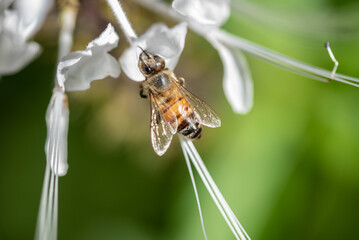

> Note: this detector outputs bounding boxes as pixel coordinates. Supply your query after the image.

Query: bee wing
[150,94,175,156]
[176,81,221,128]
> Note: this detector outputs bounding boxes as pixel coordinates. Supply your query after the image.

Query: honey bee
[138,48,221,156]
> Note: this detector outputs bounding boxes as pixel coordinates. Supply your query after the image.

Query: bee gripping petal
[120,22,188,81]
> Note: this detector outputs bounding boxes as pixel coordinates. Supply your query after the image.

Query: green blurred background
[1,0,359,239]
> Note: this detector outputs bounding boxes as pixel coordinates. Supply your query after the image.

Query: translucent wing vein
[150,94,174,156]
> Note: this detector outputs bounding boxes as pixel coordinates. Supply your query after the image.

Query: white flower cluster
[2,0,359,240]
[1,0,252,179]
[48,23,121,176]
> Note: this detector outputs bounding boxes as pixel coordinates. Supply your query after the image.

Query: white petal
[57,24,121,92]
[208,36,253,114]
[0,11,41,76]
[45,89,69,176]
[172,0,230,26]
[120,22,187,81]
[14,0,54,39]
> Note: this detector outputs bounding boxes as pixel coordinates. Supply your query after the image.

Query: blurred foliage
[1,0,359,239]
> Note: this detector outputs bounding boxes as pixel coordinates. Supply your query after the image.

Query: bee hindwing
[176,81,221,128]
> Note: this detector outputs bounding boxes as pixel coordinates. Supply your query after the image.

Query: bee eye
[154,55,165,69]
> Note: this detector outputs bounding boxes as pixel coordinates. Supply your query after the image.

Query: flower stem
[58,0,79,61]
[105,0,138,44]
[56,0,79,89]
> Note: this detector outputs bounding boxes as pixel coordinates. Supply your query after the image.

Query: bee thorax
[149,72,171,92]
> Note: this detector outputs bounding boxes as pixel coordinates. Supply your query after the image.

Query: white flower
[0,10,41,75]
[57,23,121,91]
[37,26,122,240]
[45,88,69,176]
[172,0,253,114]
[14,0,55,39]
[0,0,54,76]
[45,24,121,176]
[120,22,187,81]
[172,0,230,26]
[0,0,54,75]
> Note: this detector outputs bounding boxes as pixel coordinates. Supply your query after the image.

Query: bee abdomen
[178,120,202,140]
[161,95,188,129]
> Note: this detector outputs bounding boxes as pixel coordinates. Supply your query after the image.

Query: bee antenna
[138,46,150,57]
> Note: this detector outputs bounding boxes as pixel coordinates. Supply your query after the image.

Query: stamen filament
[181,138,208,240]
[180,137,250,240]
[105,0,138,43]
[213,30,359,87]
[325,42,339,79]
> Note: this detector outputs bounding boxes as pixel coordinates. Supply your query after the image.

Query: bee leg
[139,83,149,98]
[177,77,185,86]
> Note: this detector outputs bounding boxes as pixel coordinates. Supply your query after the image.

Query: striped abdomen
[159,89,202,140]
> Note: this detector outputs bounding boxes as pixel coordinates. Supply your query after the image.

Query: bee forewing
[150,95,175,156]
[152,93,178,134]
[177,83,221,128]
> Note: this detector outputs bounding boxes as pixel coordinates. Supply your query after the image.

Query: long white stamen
[325,42,339,79]
[36,96,61,240]
[46,168,56,238]
[35,166,59,240]
[105,0,137,43]
[213,30,358,86]
[134,0,359,87]
[187,140,250,239]
[181,140,239,239]
[181,139,208,240]
[180,138,250,240]
[35,165,50,240]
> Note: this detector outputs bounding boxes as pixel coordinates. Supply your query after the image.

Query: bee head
[138,48,165,76]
